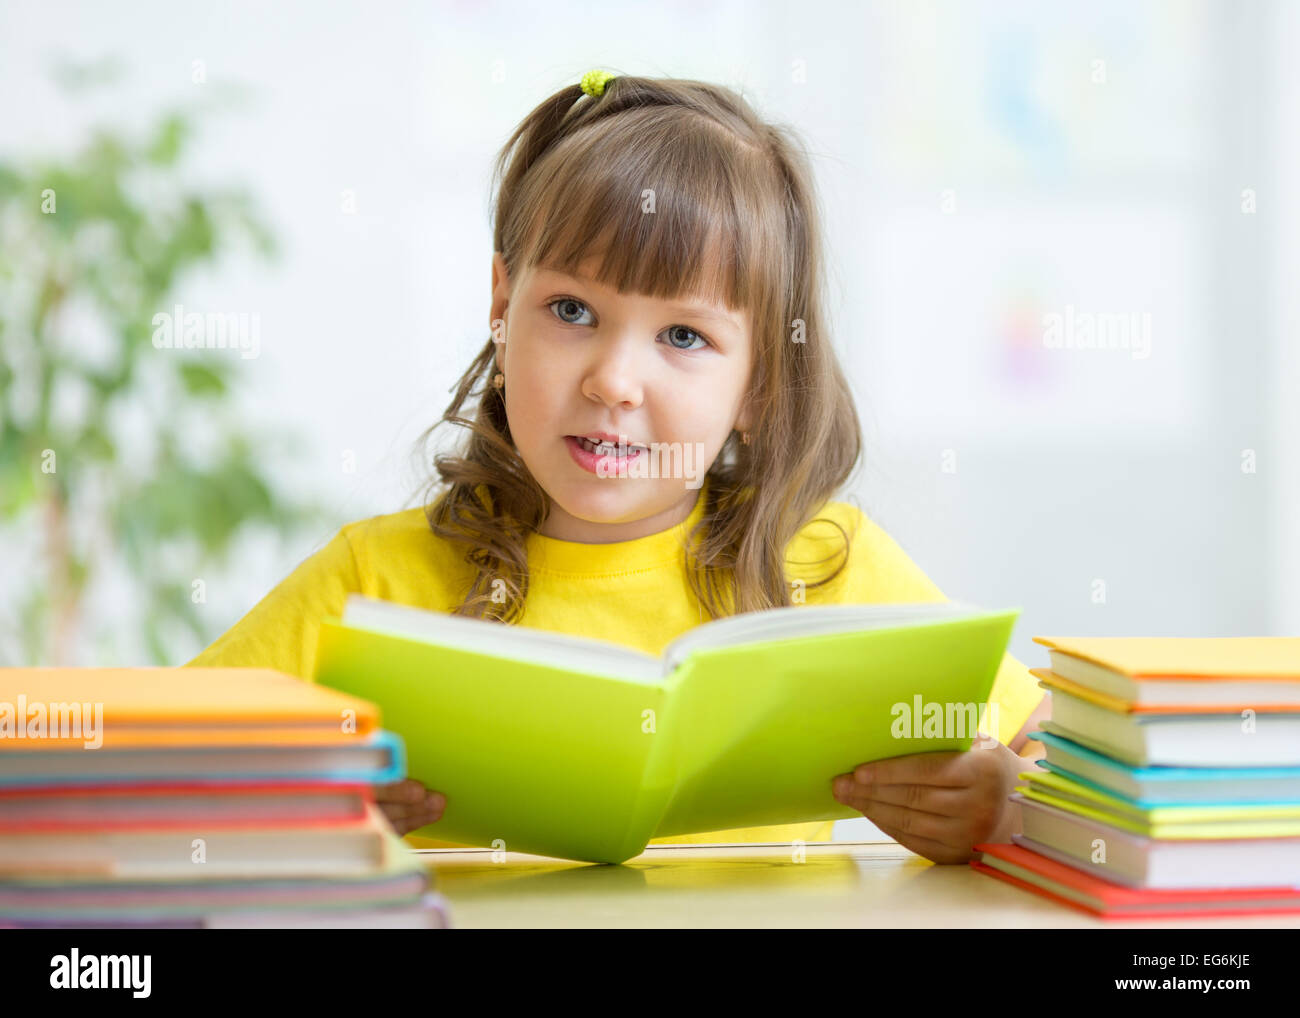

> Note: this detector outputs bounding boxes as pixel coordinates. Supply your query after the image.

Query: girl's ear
[491,252,511,372]
[734,394,754,436]
[491,252,511,325]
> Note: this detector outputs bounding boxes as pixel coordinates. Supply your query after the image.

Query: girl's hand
[830,740,1026,864]
[374,778,447,836]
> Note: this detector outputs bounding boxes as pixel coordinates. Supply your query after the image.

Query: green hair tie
[580,69,616,97]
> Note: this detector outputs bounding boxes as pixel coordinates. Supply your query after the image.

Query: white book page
[341,595,663,683]
[659,601,988,677]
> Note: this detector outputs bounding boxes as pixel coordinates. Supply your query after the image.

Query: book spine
[609,679,679,861]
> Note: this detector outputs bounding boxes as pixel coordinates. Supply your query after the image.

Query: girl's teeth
[578,437,640,456]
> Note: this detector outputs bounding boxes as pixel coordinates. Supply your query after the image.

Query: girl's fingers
[375,782,446,835]
[856,798,962,843]
[381,799,443,821]
[378,794,446,828]
[373,780,410,803]
[837,780,968,817]
[380,809,436,836]
[375,780,445,808]
[375,778,428,804]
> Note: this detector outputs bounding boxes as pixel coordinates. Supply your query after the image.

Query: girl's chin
[549,484,648,516]
[542,484,678,525]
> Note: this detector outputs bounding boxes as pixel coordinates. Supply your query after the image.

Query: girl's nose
[581,341,645,408]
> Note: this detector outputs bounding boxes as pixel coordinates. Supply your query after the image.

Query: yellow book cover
[1032,637,1300,678]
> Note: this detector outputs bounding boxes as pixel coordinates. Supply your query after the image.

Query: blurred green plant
[0,73,323,665]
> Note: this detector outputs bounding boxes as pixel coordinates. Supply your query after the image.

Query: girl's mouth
[564,435,646,474]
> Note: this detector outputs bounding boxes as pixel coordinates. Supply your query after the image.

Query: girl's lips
[564,435,645,475]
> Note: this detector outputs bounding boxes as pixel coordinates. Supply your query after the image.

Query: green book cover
[1016,770,1300,838]
[314,596,1019,863]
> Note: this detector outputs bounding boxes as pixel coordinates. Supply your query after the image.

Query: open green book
[314,595,1019,864]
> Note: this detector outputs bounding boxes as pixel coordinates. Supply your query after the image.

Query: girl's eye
[547,297,594,326]
[660,325,710,352]
[547,297,712,352]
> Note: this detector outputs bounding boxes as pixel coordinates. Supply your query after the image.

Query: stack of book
[972,637,1300,919]
[0,668,450,928]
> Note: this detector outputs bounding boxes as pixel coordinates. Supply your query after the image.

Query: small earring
[740,430,751,446]
[492,372,504,389]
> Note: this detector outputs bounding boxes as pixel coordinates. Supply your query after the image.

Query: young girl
[187,70,1049,865]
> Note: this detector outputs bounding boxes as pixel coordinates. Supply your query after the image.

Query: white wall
[1270,0,1300,633]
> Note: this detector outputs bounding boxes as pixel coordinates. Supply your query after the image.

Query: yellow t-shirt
[185,483,1044,850]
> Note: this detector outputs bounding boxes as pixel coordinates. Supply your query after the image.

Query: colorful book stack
[972,637,1300,919]
[0,668,451,928]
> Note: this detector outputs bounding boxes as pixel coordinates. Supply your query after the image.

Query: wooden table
[414,839,1300,928]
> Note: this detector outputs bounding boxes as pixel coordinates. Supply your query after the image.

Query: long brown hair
[417,73,863,623]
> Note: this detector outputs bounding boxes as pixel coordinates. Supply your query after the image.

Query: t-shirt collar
[527,481,709,576]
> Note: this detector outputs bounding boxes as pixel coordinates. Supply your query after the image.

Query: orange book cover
[0,668,380,750]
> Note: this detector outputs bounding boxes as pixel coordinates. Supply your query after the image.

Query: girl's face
[490,251,754,543]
